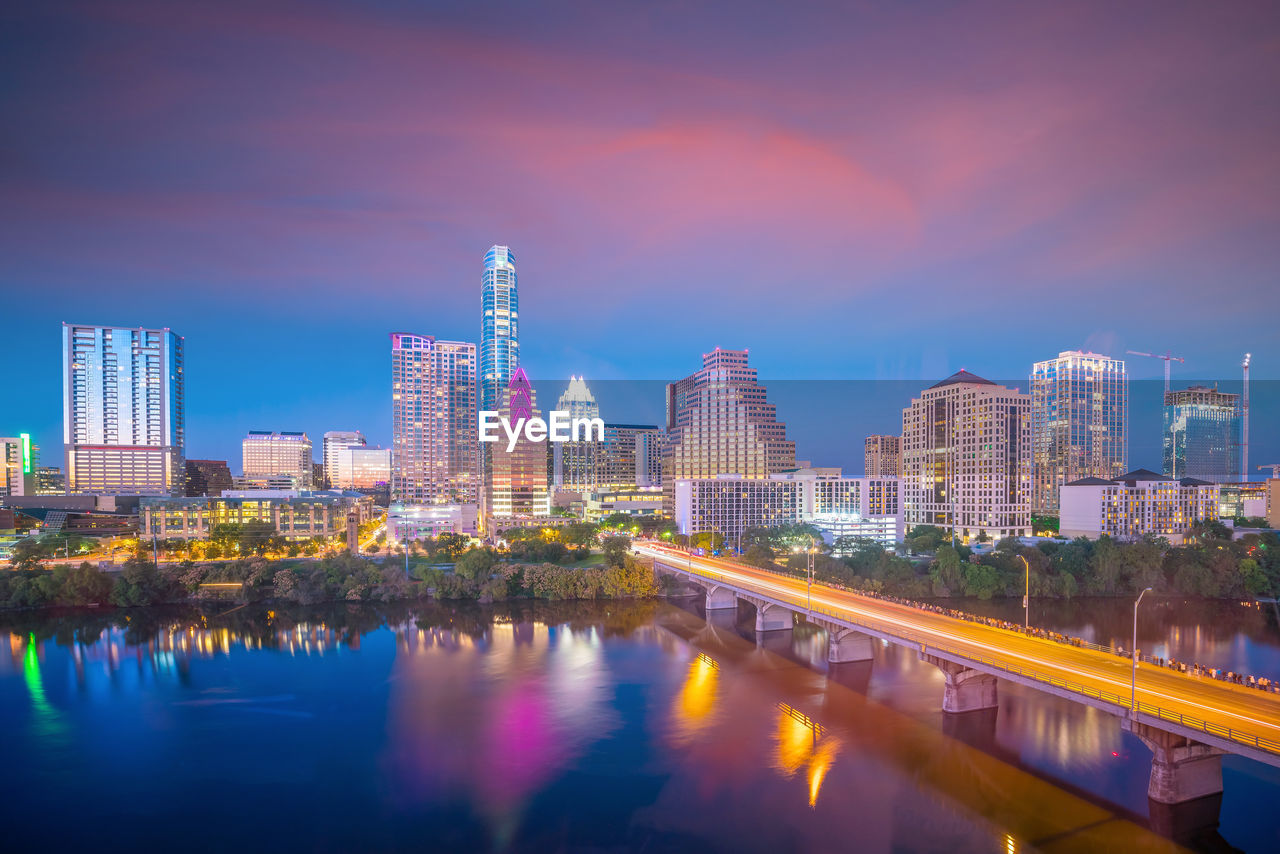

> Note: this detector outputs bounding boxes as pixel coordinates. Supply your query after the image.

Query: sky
[2,0,1278,472]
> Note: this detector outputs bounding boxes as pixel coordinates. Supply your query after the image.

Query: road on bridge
[637,542,1280,759]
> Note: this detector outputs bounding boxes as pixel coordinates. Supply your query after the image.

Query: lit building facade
[242,431,313,489]
[484,368,550,525]
[864,435,901,477]
[1163,386,1241,483]
[662,348,795,515]
[35,466,65,496]
[1217,481,1268,520]
[583,487,664,522]
[390,333,478,505]
[901,370,1032,543]
[1059,468,1219,544]
[62,324,184,495]
[140,491,375,541]
[322,430,366,489]
[480,245,519,414]
[552,376,600,491]
[1030,350,1127,515]
[1,434,34,497]
[333,446,392,490]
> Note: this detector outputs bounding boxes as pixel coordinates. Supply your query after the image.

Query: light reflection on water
[0,600,1276,852]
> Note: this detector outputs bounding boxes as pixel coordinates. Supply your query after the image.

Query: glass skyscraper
[1163,386,1240,482]
[62,323,184,495]
[1030,350,1127,514]
[480,245,519,414]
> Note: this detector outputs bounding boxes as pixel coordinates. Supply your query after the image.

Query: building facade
[864,435,901,477]
[1,434,34,497]
[322,430,366,490]
[62,324,184,495]
[141,491,375,541]
[390,333,479,505]
[242,431,313,489]
[1059,469,1219,544]
[184,459,234,497]
[552,376,600,491]
[1163,386,1241,483]
[35,466,65,496]
[662,348,795,514]
[480,245,519,414]
[901,370,1032,543]
[1030,350,1127,515]
[484,369,550,525]
[333,446,392,491]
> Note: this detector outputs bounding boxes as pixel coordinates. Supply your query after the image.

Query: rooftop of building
[929,369,996,389]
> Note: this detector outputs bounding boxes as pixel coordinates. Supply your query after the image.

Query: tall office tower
[901,370,1032,543]
[242,431,313,488]
[1030,350,1127,515]
[552,376,600,491]
[323,430,366,488]
[635,429,663,487]
[1,434,34,496]
[62,324,184,495]
[480,245,519,414]
[597,424,662,489]
[662,348,796,514]
[864,435,901,477]
[485,368,550,522]
[1163,386,1241,482]
[184,459,234,496]
[390,333,478,504]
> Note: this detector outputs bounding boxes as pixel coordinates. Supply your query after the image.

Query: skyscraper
[901,370,1032,543]
[1163,386,1241,482]
[1030,350,1127,514]
[323,430,366,488]
[62,323,184,495]
[242,431,313,488]
[484,367,550,524]
[553,376,600,491]
[662,348,795,514]
[864,435,901,477]
[391,333,478,504]
[480,245,519,414]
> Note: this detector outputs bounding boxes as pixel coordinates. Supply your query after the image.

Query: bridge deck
[640,543,1280,766]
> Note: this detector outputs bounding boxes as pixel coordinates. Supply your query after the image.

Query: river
[2,597,1279,852]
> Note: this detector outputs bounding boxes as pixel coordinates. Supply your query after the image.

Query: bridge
[638,541,1280,808]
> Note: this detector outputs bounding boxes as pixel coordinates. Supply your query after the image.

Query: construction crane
[1126,349,1186,396]
[1258,464,1280,479]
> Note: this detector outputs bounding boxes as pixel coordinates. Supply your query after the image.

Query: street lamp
[1131,586,1154,714]
[1017,554,1030,630]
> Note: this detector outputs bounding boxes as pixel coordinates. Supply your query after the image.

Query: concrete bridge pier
[827,628,874,664]
[922,653,998,714]
[1124,719,1226,805]
[753,602,794,633]
[704,585,738,611]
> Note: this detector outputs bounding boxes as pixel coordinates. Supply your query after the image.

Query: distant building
[232,475,307,491]
[480,245,520,414]
[1,434,35,496]
[242,431,313,489]
[333,446,392,490]
[184,459,233,496]
[322,430,366,489]
[388,503,479,540]
[1218,481,1268,520]
[864,435,900,478]
[584,487,664,522]
[391,333,478,505]
[35,466,65,496]
[552,376,600,491]
[662,348,795,515]
[1268,480,1280,529]
[484,368,550,526]
[63,324,184,495]
[598,424,662,490]
[1030,350,1127,514]
[1163,386,1241,483]
[902,370,1032,543]
[140,491,375,541]
[1060,468,1218,544]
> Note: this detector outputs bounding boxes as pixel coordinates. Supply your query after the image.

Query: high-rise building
[662,348,795,514]
[333,446,392,491]
[597,424,662,489]
[901,370,1032,543]
[552,376,600,491]
[184,459,234,496]
[864,435,901,477]
[63,323,184,495]
[1163,386,1241,483]
[323,431,366,489]
[484,367,550,524]
[480,245,519,414]
[1030,350,1127,514]
[1,434,35,496]
[242,431,313,489]
[390,333,478,504]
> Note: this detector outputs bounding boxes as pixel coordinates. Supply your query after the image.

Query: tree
[929,545,964,596]
[601,535,632,568]
[8,537,49,570]
[454,548,496,581]
[58,562,113,606]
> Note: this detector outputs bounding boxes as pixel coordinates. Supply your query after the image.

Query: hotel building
[1163,386,1241,483]
[901,370,1032,543]
[864,435,901,477]
[62,324,184,495]
[1059,468,1219,544]
[242,431,313,489]
[662,348,795,515]
[1030,350,1127,514]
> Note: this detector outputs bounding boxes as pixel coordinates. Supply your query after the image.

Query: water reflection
[672,653,719,743]
[772,704,842,808]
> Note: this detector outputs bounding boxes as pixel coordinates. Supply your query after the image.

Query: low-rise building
[1059,468,1218,544]
[140,490,374,541]
[1217,481,1269,520]
[387,503,479,540]
[583,487,664,522]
